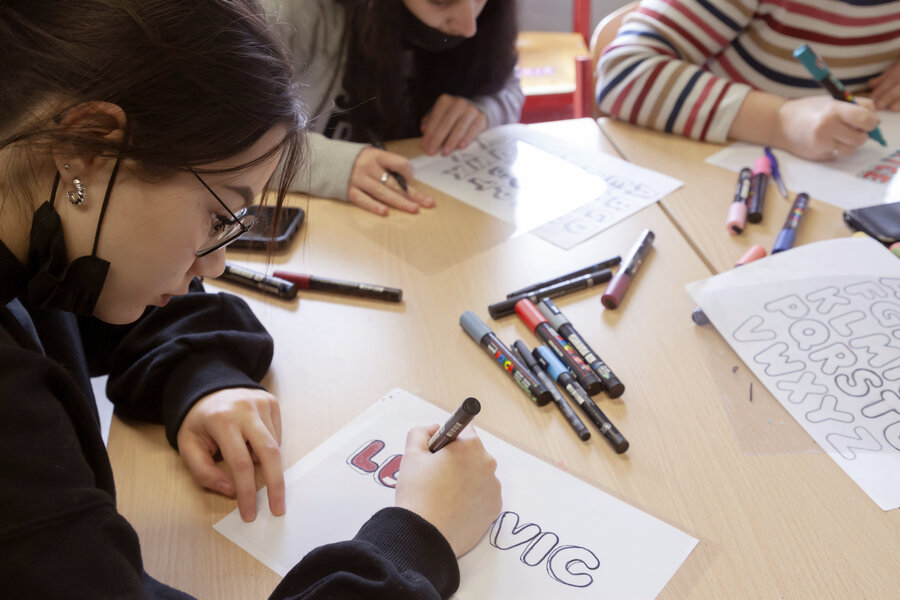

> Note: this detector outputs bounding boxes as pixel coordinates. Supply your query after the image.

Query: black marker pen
[747,156,770,224]
[489,268,612,319]
[218,264,298,300]
[536,298,625,398]
[506,256,621,298]
[513,340,590,441]
[428,397,481,452]
[534,346,629,454]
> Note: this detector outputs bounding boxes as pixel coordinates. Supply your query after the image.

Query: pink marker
[727,168,752,235]
[747,156,770,224]
[735,244,767,266]
[601,229,654,310]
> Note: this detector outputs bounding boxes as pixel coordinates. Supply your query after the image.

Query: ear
[51,101,127,185]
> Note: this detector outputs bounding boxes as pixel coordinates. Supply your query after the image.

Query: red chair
[516,0,593,123]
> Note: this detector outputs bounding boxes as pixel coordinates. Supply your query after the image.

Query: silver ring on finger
[380,171,391,184]
[832,143,840,158]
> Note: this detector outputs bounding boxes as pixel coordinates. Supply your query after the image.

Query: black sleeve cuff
[354,507,460,598]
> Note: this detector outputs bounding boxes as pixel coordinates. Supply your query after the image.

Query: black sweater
[0,238,458,599]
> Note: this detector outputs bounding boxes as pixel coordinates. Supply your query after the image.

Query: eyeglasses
[191,169,259,257]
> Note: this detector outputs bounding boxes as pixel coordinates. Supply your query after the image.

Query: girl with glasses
[0,1,500,597]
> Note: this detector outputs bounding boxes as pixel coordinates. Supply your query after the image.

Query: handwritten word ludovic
[346,439,601,588]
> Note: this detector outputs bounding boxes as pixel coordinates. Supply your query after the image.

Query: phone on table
[229,205,304,251]
[843,201,900,245]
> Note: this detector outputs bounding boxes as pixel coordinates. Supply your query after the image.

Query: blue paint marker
[772,193,810,254]
[533,345,629,453]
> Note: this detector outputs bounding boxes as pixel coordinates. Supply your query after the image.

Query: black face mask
[401,4,469,52]
[26,159,120,316]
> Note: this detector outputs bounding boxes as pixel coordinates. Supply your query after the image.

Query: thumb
[405,424,440,452]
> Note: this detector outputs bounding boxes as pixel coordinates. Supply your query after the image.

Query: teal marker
[793,44,887,147]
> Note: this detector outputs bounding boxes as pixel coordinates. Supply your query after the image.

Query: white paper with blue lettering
[688,237,900,510]
[214,388,697,599]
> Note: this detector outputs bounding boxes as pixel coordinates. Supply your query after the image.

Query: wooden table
[598,118,852,274]
[108,120,900,599]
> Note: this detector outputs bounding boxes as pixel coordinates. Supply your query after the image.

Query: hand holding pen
[348,146,434,216]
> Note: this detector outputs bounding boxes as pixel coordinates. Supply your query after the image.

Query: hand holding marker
[428,397,481,452]
[793,44,887,147]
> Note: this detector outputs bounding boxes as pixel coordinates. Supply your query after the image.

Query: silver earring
[63,163,70,170]
[66,178,87,206]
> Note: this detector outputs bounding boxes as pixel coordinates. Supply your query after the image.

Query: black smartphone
[230,205,304,251]
[843,201,900,245]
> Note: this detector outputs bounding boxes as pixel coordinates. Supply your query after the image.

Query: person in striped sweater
[596,0,900,160]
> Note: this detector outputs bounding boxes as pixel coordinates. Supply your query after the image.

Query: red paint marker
[601,229,654,310]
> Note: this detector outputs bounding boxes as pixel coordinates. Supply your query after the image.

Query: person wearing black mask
[0,0,501,597]
[268,0,522,216]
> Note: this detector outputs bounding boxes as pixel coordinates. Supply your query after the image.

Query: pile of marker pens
[725,146,812,255]
[458,230,661,453]
[460,301,628,453]
[697,149,812,326]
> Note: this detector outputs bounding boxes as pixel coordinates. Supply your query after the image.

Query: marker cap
[535,345,567,381]
[726,201,747,235]
[461,396,482,416]
[460,310,491,342]
[752,155,771,175]
[515,298,547,332]
[736,244,767,266]
[536,298,567,330]
[691,307,710,326]
[600,273,631,309]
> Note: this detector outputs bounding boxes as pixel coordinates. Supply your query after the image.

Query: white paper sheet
[215,388,698,599]
[90,375,114,446]
[706,112,900,210]
[411,125,682,249]
[687,237,900,510]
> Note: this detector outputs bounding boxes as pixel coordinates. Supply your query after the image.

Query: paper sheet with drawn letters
[706,112,900,210]
[688,237,900,510]
[215,388,698,599]
[411,125,682,249]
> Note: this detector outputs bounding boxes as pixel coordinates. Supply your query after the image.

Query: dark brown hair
[0,0,306,223]
[337,0,518,142]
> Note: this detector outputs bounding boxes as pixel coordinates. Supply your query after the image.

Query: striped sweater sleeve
[597,0,900,144]
[596,0,758,143]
